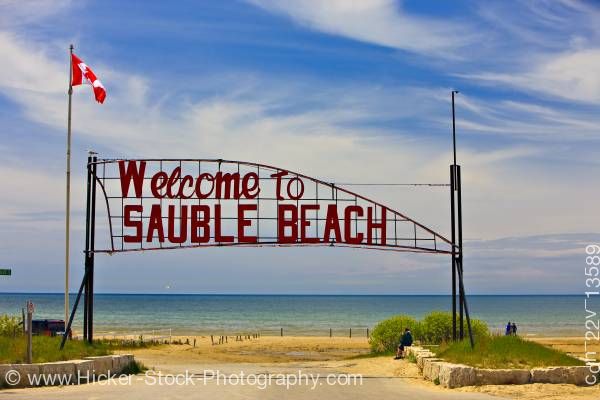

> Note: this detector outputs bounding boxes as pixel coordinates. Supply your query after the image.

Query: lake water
[0,293,585,337]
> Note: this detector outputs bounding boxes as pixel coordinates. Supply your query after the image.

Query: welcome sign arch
[61,155,473,348]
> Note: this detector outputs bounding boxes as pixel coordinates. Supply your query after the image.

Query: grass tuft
[434,335,584,369]
[0,336,110,363]
[119,360,147,375]
[0,336,160,364]
[349,350,394,359]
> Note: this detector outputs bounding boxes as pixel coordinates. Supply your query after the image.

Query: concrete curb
[0,354,135,389]
[405,346,598,388]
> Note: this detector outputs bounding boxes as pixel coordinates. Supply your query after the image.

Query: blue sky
[0,0,599,294]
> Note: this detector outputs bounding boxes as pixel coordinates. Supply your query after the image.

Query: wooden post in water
[329,328,332,338]
[280,328,283,337]
[366,328,369,338]
[349,328,352,338]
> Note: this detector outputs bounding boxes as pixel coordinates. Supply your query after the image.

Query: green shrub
[417,311,453,344]
[0,314,22,337]
[369,315,417,353]
[370,311,491,352]
[415,311,490,345]
[470,317,490,341]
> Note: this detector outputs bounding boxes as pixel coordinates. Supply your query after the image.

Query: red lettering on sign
[214,204,234,243]
[237,204,257,243]
[118,160,146,198]
[196,173,214,199]
[150,171,168,198]
[241,172,260,199]
[278,204,297,243]
[344,205,364,244]
[166,167,182,198]
[287,177,304,200]
[271,171,287,200]
[167,205,187,244]
[123,204,143,242]
[147,204,165,242]
[191,205,210,243]
[367,207,386,245]
[115,162,399,250]
[300,204,320,243]
[178,175,195,199]
[323,205,342,243]
[214,172,240,199]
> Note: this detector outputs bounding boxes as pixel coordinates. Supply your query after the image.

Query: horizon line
[0,292,582,296]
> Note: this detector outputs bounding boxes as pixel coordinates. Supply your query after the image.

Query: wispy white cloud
[449,94,600,141]
[461,48,600,104]
[0,0,74,28]
[458,1,600,104]
[246,0,475,57]
[1,28,584,242]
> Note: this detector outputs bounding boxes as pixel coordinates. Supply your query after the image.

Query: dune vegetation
[369,312,583,369]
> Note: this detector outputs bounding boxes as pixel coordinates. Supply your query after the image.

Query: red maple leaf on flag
[71,53,106,104]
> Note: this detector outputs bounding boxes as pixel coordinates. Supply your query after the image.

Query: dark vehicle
[31,319,71,337]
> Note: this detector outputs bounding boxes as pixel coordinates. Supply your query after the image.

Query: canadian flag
[71,53,106,104]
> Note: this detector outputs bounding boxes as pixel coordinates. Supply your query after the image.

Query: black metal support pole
[457,165,464,340]
[83,156,92,342]
[87,157,97,343]
[451,90,460,342]
[62,155,93,350]
[450,165,457,341]
[457,166,474,348]
[60,268,88,349]
[456,258,474,348]
[83,257,89,341]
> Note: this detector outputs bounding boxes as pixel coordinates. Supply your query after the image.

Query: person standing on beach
[505,321,512,335]
[511,322,517,336]
[395,328,413,359]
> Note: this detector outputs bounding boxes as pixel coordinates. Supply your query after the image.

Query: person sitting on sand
[511,322,517,336]
[505,321,512,335]
[395,328,413,359]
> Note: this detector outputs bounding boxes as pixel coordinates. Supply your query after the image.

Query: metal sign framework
[96,158,454,254]
[61,155,473,348]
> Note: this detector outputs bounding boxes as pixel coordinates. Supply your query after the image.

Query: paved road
[3,363,505,400]
[3,376,504,400]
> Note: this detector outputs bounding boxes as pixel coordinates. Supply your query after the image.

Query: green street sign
[0,269,11,276]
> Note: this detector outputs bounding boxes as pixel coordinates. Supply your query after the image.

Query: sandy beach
[527,337,596,361]
[107,335,600,399]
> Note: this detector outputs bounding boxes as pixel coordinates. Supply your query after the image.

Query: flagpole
[65,44,74,326]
